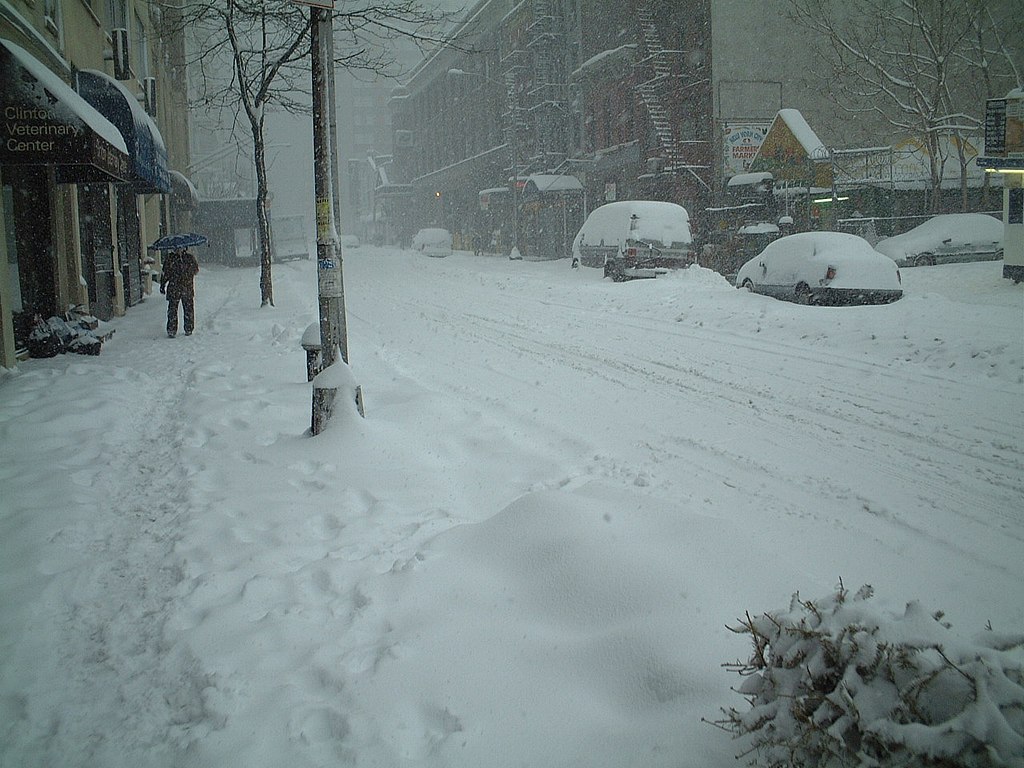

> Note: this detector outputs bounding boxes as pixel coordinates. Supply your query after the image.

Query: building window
[107,0,126,28]
[43,0,62,38]
[134,11,147,78]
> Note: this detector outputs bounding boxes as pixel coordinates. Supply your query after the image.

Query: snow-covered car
[412,228,453,257]
[735,231,903,306]
[874,213,1003,267]
[340,234,361,249]
[571,201,693,281]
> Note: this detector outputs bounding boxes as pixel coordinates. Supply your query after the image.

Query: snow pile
[336,487,734,765]
[716,584,1024,767]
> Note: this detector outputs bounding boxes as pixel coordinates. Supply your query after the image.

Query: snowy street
[1,250,1022,767]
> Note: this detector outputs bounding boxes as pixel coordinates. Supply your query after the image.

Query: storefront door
[78,184,115,320]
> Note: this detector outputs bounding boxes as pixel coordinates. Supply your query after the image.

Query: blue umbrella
[148,232,209,251]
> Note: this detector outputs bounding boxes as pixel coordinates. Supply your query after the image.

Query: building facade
[1,0,193,367]
[390,0,1021,261]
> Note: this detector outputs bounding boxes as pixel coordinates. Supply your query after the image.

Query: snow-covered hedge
[713,583,1024,767]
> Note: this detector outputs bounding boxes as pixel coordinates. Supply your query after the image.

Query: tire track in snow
[347,263,1022,570]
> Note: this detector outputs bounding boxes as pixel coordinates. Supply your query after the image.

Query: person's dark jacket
[160,250,200,297]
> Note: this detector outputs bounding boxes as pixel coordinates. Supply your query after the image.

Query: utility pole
[506,70,521,258]
[309,2,359,432]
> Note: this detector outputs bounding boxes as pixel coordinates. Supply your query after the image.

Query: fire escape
[524,0,569,173]
[499,13,528,183]
[634,2,712,198]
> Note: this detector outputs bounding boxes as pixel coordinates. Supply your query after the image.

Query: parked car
[340,234,361,249]
[735,231,903,306]
[874,213,1003,267]
[571,201,693,281]
[700,222,782,279]
[412,228,453,257]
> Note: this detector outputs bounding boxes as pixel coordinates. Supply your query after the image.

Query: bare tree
[154,0,460,307]
[788,0,1021,212]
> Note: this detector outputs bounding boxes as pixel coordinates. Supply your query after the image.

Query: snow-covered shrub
[713,583,1024,767]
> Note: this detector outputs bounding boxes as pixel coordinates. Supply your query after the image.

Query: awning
[76,69,171,194]
[727,171,774,188]
[0,38,130,183]
[169,169,199,209]
[521,174,584,198]
[478,186,510,210]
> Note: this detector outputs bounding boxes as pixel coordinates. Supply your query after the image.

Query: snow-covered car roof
[413,228,452,244]
[573,201,692,258]
[737,222,780,235]
[875,214,1003,262]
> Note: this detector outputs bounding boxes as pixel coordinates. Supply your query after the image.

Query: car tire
[914,253,936,267]
[605,262,625,281]
[794,283,812,305]
[741,279,754,292]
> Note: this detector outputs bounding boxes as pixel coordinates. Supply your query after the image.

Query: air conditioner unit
[143,77,157,117]
[109,28,130,80]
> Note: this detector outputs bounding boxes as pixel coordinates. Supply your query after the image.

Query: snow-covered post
[301,322,321,381]
[311,359,362,434]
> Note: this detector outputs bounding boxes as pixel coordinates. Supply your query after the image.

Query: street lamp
[447,68,521,257]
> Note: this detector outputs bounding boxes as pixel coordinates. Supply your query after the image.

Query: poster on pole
[318,256,343,298]
[315,197,343,298]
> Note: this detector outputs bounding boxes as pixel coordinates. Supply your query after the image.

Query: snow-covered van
[571,201,694,280]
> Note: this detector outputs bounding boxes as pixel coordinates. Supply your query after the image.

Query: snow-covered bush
[713,583,1024,767]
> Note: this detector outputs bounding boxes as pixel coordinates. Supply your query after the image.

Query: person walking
[159,248,200,337]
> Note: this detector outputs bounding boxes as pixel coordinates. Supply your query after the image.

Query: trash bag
[44,316,76,346]
[68,334,102,356]
[27,325,65,358]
